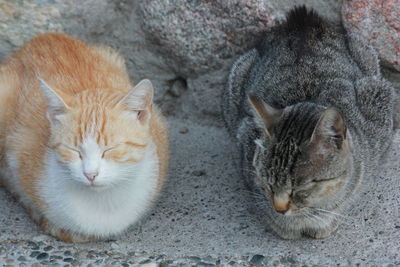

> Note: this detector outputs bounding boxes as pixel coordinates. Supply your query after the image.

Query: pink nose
[84,172,98,182]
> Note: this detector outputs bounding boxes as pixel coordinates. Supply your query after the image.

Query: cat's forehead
[81,136,101,152]
[273,103,322,142]
[72,90,124,107]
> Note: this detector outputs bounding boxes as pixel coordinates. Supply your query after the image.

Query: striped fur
[0,33,168,242]
[222,6,396,239]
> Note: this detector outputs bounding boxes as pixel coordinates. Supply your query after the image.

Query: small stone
[44,246,54,251]
[63,258,74,263]
[94,259,103,264]
[195,262,214,267]
[189,256,201,263]
[139,259,151,264]
[27,241,39,249]
[111,242,120,250]
[250,254,265,265]
[192,170,206,176]
[30,251,41,258]
[168,78,187,97]
[18,256,27,261]
[179,127,189,134]
[36,252,49,260]
[64,251,72,256]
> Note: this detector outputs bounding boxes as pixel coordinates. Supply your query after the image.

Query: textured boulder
[342,0,400,71]
[138,0,342,118]
[0,0,342,121]
[139,0,342,78]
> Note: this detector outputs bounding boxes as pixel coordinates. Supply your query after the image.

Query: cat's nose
[274,202,290,214]
[273,194,290,214]
[84,171,98,182]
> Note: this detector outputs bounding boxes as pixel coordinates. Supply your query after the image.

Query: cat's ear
[310,107,347,149]
[247,94,282,137]
[121,79,153,123]
[39,78,69,124]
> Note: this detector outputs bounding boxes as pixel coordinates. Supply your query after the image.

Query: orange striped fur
[0,33,169,242]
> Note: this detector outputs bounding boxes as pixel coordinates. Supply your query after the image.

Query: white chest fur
[38,142,159,237]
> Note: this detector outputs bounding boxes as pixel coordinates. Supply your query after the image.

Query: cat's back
[9,33,131,96]
[247,6,360,107]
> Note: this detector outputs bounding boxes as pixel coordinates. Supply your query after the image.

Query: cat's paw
[38,216,97,243]
[269,224,303,240]
[305,225,338,239]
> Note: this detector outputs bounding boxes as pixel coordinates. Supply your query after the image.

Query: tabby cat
[222,6,397,239]
[0,33,168,242]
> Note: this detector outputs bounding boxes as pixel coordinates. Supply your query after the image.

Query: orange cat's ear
[39,78,70,124]
[247,94,282,138]
[121,79,154,123]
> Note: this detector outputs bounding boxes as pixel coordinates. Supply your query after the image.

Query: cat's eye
[62,144,82,159]
[101,145,120,158]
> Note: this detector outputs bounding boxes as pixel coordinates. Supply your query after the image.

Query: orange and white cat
[0,33,168,242]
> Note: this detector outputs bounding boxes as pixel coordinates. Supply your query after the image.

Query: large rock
[0,0,344,121]
[342,0,400,71]
[139,0,342,78]
[138,0,342,119]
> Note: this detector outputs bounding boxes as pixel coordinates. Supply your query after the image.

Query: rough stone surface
[0,0,399,265]
[342,0,400,71]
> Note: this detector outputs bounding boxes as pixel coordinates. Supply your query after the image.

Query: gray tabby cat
[222,6,398,239]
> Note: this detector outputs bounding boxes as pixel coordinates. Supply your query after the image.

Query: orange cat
[0,33,168,242]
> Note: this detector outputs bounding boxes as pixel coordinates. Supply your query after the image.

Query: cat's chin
[267,209,340,239]
[87,184,108,192]
[73,181,109,192]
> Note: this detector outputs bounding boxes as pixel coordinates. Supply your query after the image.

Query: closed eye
[313,170,347,183]
[101,144,121,158]
[62,144,82,159]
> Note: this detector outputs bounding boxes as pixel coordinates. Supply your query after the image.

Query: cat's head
[248,95,354,219]
[40,78,154,190]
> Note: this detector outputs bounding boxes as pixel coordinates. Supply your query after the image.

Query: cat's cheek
[314,181,344,199]
[66,160,86,182]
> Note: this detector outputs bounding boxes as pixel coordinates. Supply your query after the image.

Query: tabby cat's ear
[310,107,347,149]
[122,79,153,123]
[247,94,282,138]
[39,78,69,124]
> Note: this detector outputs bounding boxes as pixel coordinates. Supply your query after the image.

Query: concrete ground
[0,114,399,265]
[0,0,399,265]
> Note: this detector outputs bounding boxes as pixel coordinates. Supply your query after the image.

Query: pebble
[192,170,206,176]
[63,257,74,263]
[44,245,54,251]
[111,242,120,250]
[64,251,72,257]
[179,127,189,134]
[195,262,214,267]
[30,251,40,258]
[139,259,151,264]
[250,254,265,265]
[189,256,201,263]
[36,252,49,260]
[17,256,27,261]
